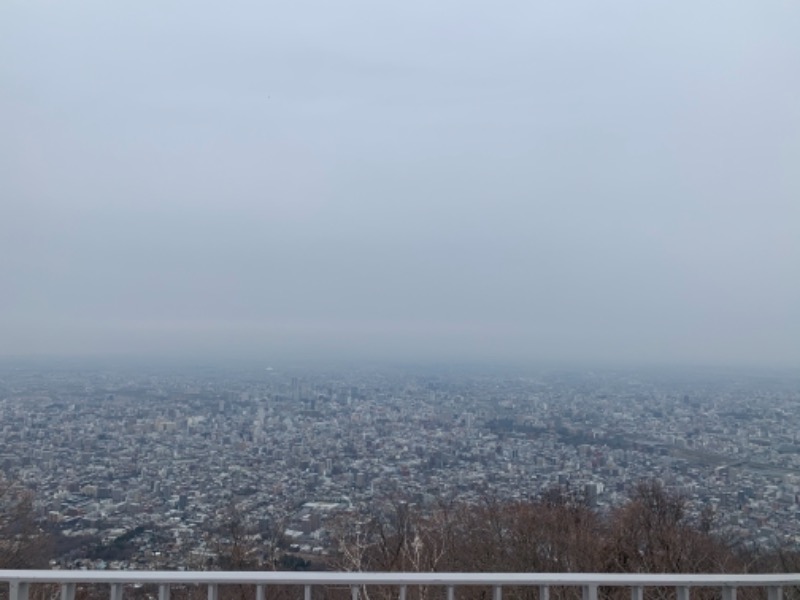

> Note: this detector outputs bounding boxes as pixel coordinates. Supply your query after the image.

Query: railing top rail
[1,572,799,587]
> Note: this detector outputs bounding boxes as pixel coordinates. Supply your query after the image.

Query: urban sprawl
[1,363,799,569]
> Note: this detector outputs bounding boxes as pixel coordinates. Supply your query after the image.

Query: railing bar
[2,576,800,586]
[1,576,800,595]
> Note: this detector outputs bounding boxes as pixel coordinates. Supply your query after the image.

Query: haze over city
[2,1,799,367]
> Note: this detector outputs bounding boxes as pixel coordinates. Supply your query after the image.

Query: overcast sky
[1,1,799,367]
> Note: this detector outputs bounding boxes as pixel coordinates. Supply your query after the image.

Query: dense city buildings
[1,361,799,569]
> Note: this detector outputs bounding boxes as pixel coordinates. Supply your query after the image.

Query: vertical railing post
[351,585,359,600]
[676,587,689,600]
[159,585,170,600]
[447,586,455,600]
[539,586,550,600]
[400,586,407,600]
[257,585,266,600]
[631,587,643,600]
[582,586,598,600]
[722,588,736,600]
[768,588,783,600]
[305,585,312,600]
[10,582,29,600]
[493,586,502,600]
[110,584,123,600]
[208,584,219,600]
[62,584,76,600]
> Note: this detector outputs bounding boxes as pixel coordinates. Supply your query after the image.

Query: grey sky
[2,1,799,366]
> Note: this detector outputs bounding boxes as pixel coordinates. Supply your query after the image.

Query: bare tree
[0,476,51,568]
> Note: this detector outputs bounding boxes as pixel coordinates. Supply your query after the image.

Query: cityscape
[3,0,799,591]
[2,361,799,570]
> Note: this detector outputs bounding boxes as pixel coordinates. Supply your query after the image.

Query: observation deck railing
[2,572,798,600]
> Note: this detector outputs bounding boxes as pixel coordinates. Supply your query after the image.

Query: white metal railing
[2,572,799,600]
